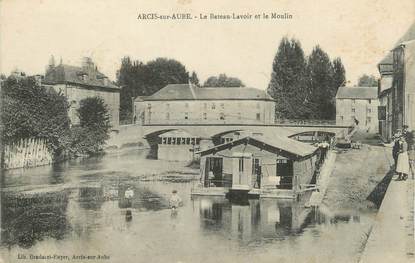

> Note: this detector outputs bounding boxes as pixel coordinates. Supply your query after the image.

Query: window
[340,116,344,121]
[368,99,372,104]
[186,138,190,144]
[220,103,225,109]
[167,138,171,144]
[367,108,372,113]
[212,103,216,109]
[367,117,371,123]
[147,103,152,109]
[351,108,356,113]
[185,112,189,120]
[239,158,244,172]
[352,99,356,104]
[177,138,181,145]
[256,113,261,121]
[203,112,207,120]
[162,138,167,144]
[219,113,225,120]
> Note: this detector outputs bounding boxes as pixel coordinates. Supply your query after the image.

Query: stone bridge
[109,122,352,148]
[141,123,351,139]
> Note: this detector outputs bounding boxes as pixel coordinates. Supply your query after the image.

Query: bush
[68,97,111,156]
[1,75,70,155]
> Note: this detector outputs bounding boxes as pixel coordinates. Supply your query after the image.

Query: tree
[358,74,378,87]
[203,73,245,87]
[69,97,111,155]
[333,57,346,89]
[117,57,190,123]
[189,71,200,86]
[1,75,70,155]
[307,45,337,119]
[267,37,311,119]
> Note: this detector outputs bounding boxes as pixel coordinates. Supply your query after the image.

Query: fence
[3,138,53,170]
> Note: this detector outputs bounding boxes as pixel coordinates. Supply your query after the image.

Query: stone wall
[3,138,53,170]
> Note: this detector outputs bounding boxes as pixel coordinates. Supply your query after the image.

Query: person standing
[392,137,400,172]
[396,136,409,180]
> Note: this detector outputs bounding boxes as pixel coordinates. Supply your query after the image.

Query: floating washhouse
[192,134,320,199]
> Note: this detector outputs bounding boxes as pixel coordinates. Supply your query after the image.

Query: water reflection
[196,196,361,244]
[1,190,70,248]
[0,148,370,263]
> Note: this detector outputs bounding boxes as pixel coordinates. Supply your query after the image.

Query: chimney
[82,57,94,70]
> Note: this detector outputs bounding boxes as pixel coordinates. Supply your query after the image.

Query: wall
[292,155,317,192]
[3,138,53,170]
[336,98,379,133]
[404,41,415,131]
[49,84,120,128]
[134,99,275,125]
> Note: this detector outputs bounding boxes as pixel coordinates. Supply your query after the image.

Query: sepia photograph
[0,0,414,262]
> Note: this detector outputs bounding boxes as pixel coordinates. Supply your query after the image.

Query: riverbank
[323,144,393,211]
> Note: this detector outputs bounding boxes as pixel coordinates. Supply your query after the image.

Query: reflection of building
[43,57,120,128]
[335,86,379,133]
[194,134,318,198]
[196,197,310,242]
[134,84,276,125]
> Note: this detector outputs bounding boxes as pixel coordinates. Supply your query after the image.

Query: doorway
[276,159,293,189]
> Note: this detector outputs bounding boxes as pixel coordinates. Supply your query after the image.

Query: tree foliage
[358,74,378,87]
[267,37,310,119]
[203,74,245,87]
[67,97,111,155]
[267,38,346,120]
[1,75,70,154]
[117,57,190,122]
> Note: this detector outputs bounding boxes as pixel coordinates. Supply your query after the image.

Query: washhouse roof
[197,135,318,160]
[135,84,274,101]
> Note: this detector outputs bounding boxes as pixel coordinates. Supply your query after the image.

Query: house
[335,86,379,133]
[192,134,319,199]
[377,22,415,140]
[391,40,415,132]
[133,84,276,125]
[42,57,120,128]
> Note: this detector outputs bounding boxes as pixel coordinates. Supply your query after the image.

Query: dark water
[0,148,375,263]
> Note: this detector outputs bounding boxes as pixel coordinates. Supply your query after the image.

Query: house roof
[43,64,119,90]
[336,86,378,99]
[135,84,274,101]
[379,21,415,67]
[197,135,318,159]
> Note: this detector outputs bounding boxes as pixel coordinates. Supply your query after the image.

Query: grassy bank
[323,144,393,211]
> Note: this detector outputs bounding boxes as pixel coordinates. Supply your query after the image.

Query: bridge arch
[288,130,336,143]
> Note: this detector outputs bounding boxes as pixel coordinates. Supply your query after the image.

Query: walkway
[360,177,414,262]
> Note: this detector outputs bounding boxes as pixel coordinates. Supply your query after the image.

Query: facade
[43,57,120,128]
[335,86,379,133]
[133,84,276,125]
[377,22,415,140]
[194,134,318,198]
[391,40,415,132]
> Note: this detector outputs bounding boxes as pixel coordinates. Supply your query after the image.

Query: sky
[1,0,414,89]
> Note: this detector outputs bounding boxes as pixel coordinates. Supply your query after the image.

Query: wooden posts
[3,138,53,169]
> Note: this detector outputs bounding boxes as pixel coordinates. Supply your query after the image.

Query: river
[0,148,376,263]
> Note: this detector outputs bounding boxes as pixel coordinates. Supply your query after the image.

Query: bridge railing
[274,119,337,126]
